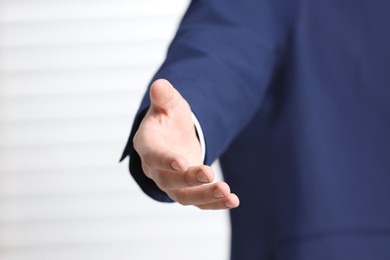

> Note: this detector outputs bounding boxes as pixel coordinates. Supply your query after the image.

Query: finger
[150,79,183,113]
[168,182,232,206]
[138,145,188,175]
[155,165,215,191]
[197,193,240,210]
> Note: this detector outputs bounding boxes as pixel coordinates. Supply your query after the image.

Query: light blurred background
[0,1,230,259]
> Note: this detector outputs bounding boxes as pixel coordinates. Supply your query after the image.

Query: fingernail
[213,189,225,199]
[196,172,208,183]
[171,161,181,171]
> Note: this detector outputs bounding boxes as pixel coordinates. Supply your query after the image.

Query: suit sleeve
[120,0,293,202]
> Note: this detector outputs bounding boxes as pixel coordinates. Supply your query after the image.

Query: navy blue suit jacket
[121,1,390,259]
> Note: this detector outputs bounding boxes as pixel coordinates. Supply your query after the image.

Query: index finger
[138,145,188,174]
[153,165,215,191]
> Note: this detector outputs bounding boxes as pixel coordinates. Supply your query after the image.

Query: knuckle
[132,131,147,155]
[155,173,170,191]
[183,172,194,187]
[141,151,154,166]
[141,162,152,177]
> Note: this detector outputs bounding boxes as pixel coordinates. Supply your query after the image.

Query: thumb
[150,79,182,112]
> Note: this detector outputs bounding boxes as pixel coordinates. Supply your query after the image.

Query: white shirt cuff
[191,112,206,163]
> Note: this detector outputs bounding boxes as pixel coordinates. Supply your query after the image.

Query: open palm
[133,79,239,210]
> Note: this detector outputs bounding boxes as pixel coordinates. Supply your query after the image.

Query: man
[121,0,390,259]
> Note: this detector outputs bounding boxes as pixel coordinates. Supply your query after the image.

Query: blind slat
[0,1,230,260]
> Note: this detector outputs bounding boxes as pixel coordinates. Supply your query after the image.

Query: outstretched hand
[133,79,240,210]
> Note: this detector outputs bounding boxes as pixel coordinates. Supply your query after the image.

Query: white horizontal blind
[0,1,230,259]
